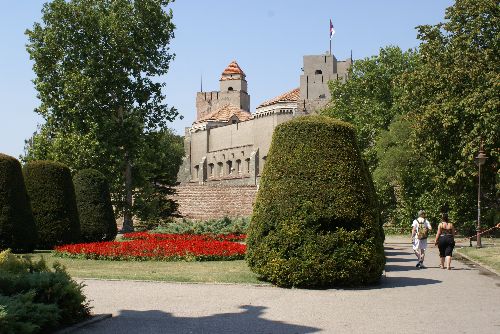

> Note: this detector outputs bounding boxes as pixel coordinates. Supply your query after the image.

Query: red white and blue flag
[330,19,335,40]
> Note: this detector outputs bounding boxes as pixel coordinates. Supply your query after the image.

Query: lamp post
[474,140,488,248]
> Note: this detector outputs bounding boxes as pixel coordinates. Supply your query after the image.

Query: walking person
[411,210,432,268]
[434,213,456,270]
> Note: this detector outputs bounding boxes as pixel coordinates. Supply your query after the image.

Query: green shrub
[74,169,117,242]
[0,249,90,333]
[23,161,80,249]
[0,153,37,253]
[246,115,385,288]
[153,216,250,235]
[0,291,60,334]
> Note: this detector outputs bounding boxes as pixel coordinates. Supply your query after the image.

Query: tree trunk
[117,104,134,232]
[122,151,134,232]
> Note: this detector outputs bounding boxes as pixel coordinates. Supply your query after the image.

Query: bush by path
[23,161,80,249]
[0,153,37,252]
[247,115,385,288]
[74,169,117,242]
[0,249,90,333]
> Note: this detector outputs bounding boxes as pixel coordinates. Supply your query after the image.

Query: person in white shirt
[411,210,432,268]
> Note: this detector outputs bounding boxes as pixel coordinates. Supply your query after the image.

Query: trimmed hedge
[246,115,385,288]
[74,169,117,242]
[23,161,80,249]
[0,153,37,253]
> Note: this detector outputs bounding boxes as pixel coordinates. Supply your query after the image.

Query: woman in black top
[434,213,455,270]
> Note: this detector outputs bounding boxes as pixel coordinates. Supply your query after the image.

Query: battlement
[196,90,250,121]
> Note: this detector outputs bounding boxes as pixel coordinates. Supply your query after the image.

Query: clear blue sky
[0,0,454,158]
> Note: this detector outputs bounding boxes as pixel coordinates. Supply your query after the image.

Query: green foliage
[0,291,60,334]
[398,0,499,226]
[133,130,184,226]
[246,116,385,288]
[0,249,90,333]
[321,46,423,227]
[153,217,250,235]
[373,116,430,227]
[74,169,117,242]
[322,1,499,230]
[23,161,80,249]
[0,154,37,253]
[322,46,419,168]
[24,0,180,230]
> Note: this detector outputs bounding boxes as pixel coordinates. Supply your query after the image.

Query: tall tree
[399,0,499,226]
[322,46,419,170]
[25,0,179,231]
[321,46,421,226]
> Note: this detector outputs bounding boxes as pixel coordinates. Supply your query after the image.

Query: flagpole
[329,19,333,55]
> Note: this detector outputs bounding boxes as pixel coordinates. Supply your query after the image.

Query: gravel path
[72,236,500,333]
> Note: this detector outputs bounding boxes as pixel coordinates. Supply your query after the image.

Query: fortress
[177,53,352,186]
[174,52,351,219]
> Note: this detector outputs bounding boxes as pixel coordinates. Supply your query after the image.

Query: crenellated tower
[195,61,251,121]
[298,53,351,113]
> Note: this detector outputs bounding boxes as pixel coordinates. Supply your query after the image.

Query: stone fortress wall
[174,53,351,219]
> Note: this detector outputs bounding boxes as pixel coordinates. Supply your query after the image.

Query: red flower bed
[54,233,247,261]
[121,232,246,242]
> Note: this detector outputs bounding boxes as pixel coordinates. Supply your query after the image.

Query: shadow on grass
[70,305,320,334]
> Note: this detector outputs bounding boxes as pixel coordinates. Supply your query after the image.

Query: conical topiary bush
[23,161,80,249]
[246,115,385,288]
[74,169,117,242]
[0,153,37,252]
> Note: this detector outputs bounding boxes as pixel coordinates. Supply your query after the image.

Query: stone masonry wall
[171,184,258,220]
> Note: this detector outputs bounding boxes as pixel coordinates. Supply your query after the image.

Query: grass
[455,238,500,274]
[19,251,266,284]
[17,236,496,285]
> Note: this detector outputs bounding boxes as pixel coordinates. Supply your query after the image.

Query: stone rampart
[171,184,258,220]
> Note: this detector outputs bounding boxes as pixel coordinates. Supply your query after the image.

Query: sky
[0,0,454,159]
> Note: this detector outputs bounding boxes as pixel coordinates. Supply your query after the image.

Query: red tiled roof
[257,88,300,108]
[220,60,245,80]
[195,104,252,124]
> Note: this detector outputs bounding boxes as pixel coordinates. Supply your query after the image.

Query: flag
[330,19,335,40]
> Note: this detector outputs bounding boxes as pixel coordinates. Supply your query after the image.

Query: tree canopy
[322,0,499,229]
[25,0,181,230]
[322,46,419,169]
[400,0,499,224]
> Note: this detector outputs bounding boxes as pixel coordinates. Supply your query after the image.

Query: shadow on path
[73,305,320,334]
[383,257,415,262]
[384,249,411,257]
[378,276,441,288]
[380,244,442,288]
[384,264,420,272]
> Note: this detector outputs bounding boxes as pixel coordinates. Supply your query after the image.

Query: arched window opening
[245,158,251,173]
[217,162,223,177]
[194,165,199,180]
[208,163,214,178]
[236,159,242,174]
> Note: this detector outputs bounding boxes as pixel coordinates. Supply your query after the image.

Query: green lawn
[455,239,500,274]
[21,252,267,285]
[19,237,498,285]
